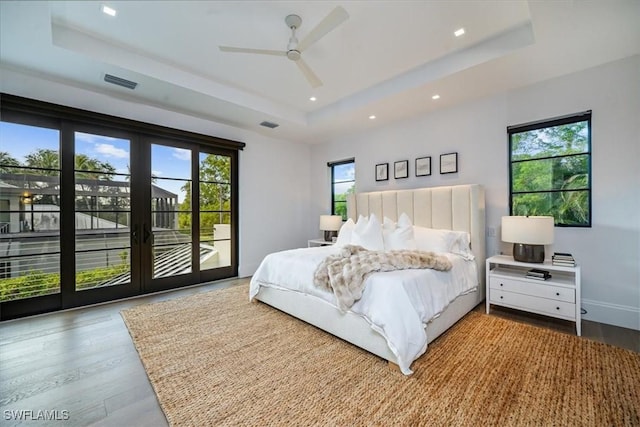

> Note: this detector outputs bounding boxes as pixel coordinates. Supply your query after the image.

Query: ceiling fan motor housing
[287,50,301,61]
[285,14,302,61]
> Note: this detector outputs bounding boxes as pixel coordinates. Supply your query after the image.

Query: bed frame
[254,184,486,367]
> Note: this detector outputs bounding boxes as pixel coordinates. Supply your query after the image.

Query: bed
[250,184,485,374]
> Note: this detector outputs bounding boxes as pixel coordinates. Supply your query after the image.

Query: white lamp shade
[501,216,554,245]
[319,215,342,231]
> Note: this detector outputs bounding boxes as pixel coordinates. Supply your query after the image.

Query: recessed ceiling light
[454,28,465,37]
[369,115,376,120]
[432,94,440,100]
[309,96,317,102]
[101,5,117,17]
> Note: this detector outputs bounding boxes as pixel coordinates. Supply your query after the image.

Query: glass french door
[0,121,62,312]
[65,127,142,307]
[198,151,233,271]
[0,117,238,319]
[143,142,194,291]
[0,123,140,313]
[143,141,236,292]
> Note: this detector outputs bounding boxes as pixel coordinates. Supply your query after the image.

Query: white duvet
[249,246,478,374]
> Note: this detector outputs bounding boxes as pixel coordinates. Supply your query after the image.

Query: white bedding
[249,245,478,374]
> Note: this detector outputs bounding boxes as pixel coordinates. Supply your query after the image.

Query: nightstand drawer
[490,290,576,320]
[489,276,575,303]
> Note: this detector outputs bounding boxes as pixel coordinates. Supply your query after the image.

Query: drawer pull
[556,307,560,310]
[500,283,504,287]
[556,292,560,296]
[500,296,504,299]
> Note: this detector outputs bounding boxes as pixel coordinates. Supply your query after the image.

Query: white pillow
[335,218,355,247]
[351,214,384,251]
[397,212,413,228]
[413,226,474,260]
[382,216,396,232]
[383,213,416,250]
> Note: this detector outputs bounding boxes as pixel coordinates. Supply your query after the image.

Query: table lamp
[501,216,554,263]
[320,215,342,242]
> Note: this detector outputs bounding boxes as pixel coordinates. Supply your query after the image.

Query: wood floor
[1,278,638,427]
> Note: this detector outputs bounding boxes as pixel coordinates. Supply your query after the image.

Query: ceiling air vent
[259,121,279,129]
[104,74,138,90]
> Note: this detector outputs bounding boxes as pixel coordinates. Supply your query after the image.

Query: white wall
[239,135,312,276]
[310,55,640,330]
[0,70,313,280]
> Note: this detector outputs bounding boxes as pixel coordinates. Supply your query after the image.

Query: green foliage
[334,203,347,221]
[0,271,60,302]
[2,148,119,207]
[25,148,59,171]
[179,154,232,236]
[76,264,128,289]
[512,121,588,161]
[511,121,590,226]
[0,263,129,302]
[333,183,354,220]
[0,151,20,172]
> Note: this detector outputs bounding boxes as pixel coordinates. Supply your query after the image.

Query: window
[508,111,591,227]
[328,159,355,220]
[0,121,61,300]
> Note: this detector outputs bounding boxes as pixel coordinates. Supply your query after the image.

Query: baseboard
[581,298,640,331]
[239,262,260,278]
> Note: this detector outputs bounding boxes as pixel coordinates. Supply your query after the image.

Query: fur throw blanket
[313,245,452,311]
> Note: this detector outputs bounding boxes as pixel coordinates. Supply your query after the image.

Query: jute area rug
[121,285,640,426]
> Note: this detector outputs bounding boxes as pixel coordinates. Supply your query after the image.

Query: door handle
[131,224,139,245]
[143,224,152,244]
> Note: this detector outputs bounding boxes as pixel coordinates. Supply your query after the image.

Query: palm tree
[0,151,20,173]
[25,149,59,173]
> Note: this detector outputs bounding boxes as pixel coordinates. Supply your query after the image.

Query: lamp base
[513,243,545,263]
[324,230,337,242]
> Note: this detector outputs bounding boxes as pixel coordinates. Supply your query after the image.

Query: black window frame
[328,158,355,220]
[508,110,592,227]
[0,93,244,319]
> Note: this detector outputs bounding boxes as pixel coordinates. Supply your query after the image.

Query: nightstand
[308,238,334,248]
[486,255,581,336]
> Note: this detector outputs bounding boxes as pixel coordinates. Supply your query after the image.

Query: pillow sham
[382,213,416,250]
[335,218,355,247]
[413,226,474,260]
[351,214,384,251]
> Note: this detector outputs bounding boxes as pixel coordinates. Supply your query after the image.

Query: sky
[333,162,355,195]
[1,121,192,202]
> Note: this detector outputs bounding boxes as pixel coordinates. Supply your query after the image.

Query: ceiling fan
[218,6,349,88]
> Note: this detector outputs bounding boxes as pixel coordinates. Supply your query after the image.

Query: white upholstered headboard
[346,184,486,284]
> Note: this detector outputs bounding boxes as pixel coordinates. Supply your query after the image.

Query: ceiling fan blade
[219,46,286,56]
[296,6,349,53]
[295,58,323,88]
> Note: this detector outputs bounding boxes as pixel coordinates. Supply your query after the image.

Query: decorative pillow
[382,216,396,232]
[335,218,355,247]
[397,212,412,228]
[351,214,384,251]
[383,213,416,250]
[413,226,474,259]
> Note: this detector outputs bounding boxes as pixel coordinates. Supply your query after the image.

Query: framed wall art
[440,152,458,174]
[415,156,431,176]
[375,163,389,181]
[394,160,409,179]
